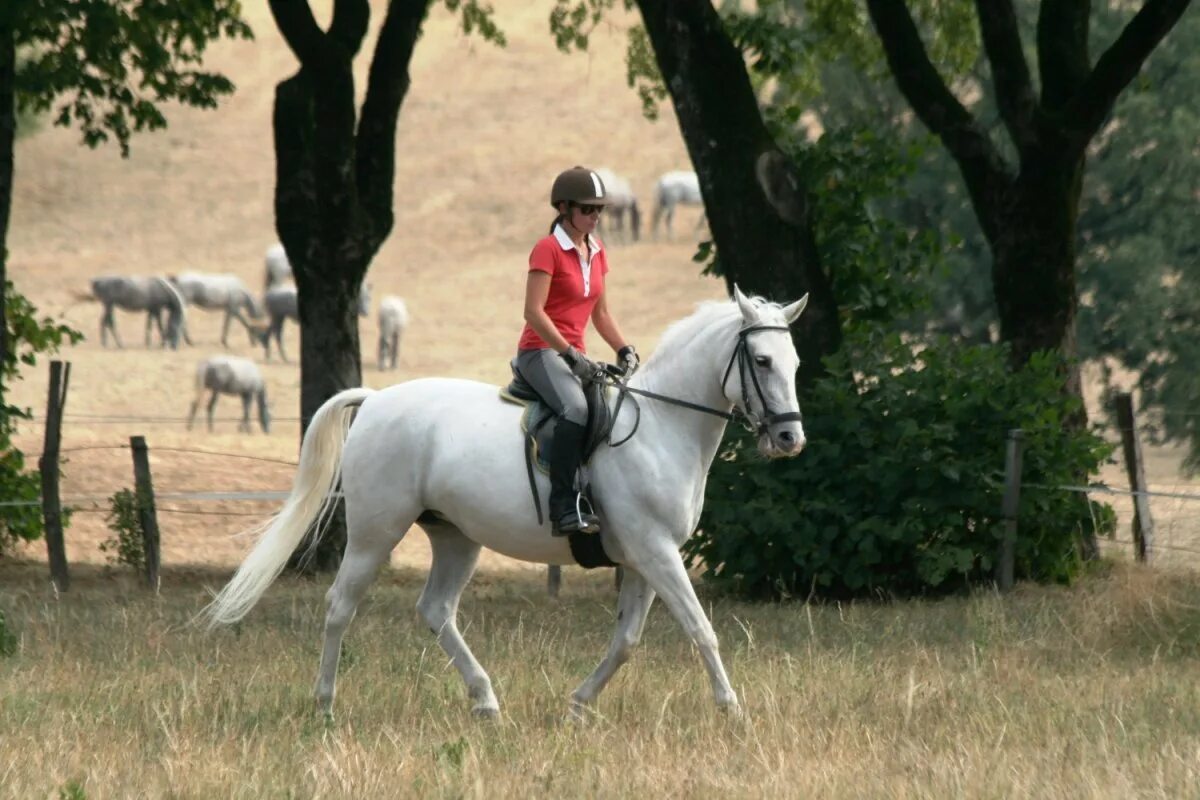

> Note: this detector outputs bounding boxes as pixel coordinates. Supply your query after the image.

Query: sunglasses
[573,203,604,216]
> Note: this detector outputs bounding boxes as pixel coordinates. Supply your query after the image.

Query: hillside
[6,1,724,570]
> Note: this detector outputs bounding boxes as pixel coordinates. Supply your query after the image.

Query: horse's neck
[626,316,737,470]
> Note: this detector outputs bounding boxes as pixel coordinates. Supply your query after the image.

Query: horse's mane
[645,295,778,368]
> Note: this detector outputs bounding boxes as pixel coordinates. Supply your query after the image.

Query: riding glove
[617,344,639,376]
[560,346,601,382]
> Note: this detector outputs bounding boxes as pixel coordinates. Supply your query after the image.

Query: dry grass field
[4,3,1200,797]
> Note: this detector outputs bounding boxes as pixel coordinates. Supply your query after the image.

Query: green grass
[2,561,1199,798]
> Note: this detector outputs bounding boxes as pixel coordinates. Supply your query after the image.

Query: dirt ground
[6,1,1197,576]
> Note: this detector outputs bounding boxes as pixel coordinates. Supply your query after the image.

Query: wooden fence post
[997,428,1024,592]
[547,565,561,598]
[38,360,71,593]
[129,436,161,590]
[1114,393,1154,563]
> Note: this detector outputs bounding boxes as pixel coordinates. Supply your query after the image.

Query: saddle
[501,358,618,569]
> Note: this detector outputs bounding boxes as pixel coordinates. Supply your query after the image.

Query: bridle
[601,323,801,446]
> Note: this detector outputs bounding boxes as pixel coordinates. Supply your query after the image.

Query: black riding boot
[549,420,600,536]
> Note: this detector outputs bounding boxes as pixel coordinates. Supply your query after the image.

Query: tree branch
[329,0,370,56]
[1064,0,1193,143]
[974,0,1038,152]
[865,0,1013,239]
[1037,0,1091,109]
[269,0,325,66]
[357,0,432,244]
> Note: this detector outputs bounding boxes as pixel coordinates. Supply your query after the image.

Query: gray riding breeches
[515,348,588,426]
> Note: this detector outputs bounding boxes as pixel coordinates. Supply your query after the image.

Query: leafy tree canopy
[8,0,253,156]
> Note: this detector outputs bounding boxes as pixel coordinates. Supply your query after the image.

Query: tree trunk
[991,151,1085,408]
[0,21,14,406]
[269,0,431,572]
[634,0,841,387]
[273,67,368,574]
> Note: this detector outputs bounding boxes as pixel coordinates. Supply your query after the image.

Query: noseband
[603,323,801,445]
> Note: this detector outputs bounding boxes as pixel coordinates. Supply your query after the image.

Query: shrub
[100,488,147,572]
[0,282,83,556]
[687,335,1116,599]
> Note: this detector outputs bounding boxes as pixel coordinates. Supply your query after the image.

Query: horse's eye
[754,355,772,368]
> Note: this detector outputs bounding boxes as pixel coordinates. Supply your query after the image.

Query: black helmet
[550,166,611,208]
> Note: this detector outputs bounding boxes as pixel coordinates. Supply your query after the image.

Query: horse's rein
[595,323,800,447]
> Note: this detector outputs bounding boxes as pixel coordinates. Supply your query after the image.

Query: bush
[100,488,147,572]
[0,282,83,556]
[687,335,1116,599]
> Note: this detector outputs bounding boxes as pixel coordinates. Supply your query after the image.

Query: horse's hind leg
[570,566,656,714]
[417,523,499,718]
[314,514,408,718]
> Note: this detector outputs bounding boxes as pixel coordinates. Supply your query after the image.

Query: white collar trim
[553,223,601,254]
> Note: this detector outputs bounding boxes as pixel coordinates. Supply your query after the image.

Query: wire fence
[8,387,1200,588]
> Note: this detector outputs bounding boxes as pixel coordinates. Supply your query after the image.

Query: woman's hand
[560,346,602,382]
[617,344,639,376]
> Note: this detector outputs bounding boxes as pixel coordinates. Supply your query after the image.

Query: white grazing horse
[187,355,271,434]
[172,272,263,347]
[263,242,292,290]
[203,288,808,719]
[377,295,410,371]
[594,167,640,243]
[90,275,190,349]
[651,170,707,240]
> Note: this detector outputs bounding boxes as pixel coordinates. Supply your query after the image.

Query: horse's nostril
[779,430,795,444]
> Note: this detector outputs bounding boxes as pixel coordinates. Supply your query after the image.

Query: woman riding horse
[515,166,639,537]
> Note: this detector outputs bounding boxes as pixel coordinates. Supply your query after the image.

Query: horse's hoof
[718,702,744,720]
[566,700,597,725]
[471,705,500,721]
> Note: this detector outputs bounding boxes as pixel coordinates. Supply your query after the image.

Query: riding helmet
[550,166,611,208]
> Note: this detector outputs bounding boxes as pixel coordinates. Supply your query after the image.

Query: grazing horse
[651,170,707,240]
[254,283,371,363]
[172,272,263,347]
[187,355,271,434]
[594,167,640,243]
[377,295,410,371]
[90,275,189,349]
[203,288,809,719]
[263,242,292,290]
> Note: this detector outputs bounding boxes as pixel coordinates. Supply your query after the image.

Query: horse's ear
[733,284,758,323]
[782,294,809,325]
[756,150,807,226]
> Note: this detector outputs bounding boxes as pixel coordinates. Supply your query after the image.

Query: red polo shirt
[518,225,609,353]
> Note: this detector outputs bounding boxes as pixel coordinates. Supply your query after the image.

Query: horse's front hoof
[471,704,500,721]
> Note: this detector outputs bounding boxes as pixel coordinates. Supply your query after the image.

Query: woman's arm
[524,270,572,353]
[590,290,629,354]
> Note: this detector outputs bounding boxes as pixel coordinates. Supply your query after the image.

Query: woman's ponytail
[548,213,564,234]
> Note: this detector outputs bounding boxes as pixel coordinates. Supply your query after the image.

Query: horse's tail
[199,387,374,627]
[629,199,641,242]
[155,276,190,348]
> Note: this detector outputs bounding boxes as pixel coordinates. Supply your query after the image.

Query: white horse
[651,170,707,240]
[203,288,807,719]
[377,295,410,371]
[187,355,271,434]
[263,242,292,290]
[172,272,263,347]
[90,275,189,349]
[594,167,640,243]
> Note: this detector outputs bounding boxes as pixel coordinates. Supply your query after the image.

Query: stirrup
[552,494,601,536]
